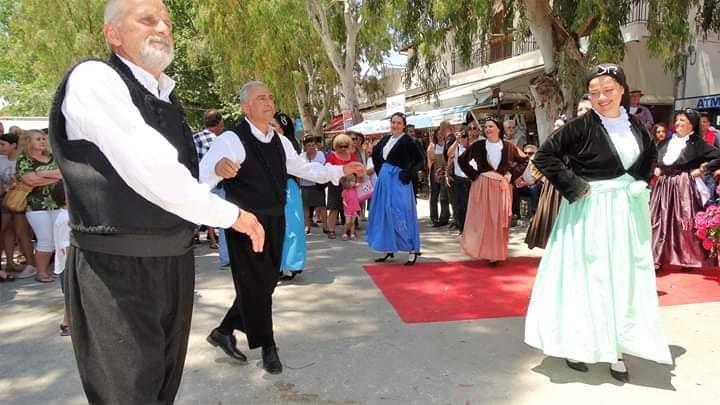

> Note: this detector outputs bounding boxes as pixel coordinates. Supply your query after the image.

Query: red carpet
[363,257,720,324]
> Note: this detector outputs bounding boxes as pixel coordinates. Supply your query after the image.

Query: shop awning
[347,103,475,135]
[0,117,48,131]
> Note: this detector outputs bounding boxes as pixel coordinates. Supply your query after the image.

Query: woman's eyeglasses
[468,126,479,131]
[336,145,350,149]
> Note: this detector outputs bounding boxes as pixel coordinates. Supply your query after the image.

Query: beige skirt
[461,172,512,260]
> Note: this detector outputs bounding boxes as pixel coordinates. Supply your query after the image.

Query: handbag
[356,176,374,202]
[2,181,33,213]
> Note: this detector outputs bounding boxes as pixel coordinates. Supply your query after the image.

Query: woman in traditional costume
[651,108,720,271]
[457,118,528,265]
[525,101,592,249]
[367,112,424,265]
[272,113,306,281]
[525,64,672,382]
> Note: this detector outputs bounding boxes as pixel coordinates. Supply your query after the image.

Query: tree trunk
[306,0,364,126]
[293,71,316,137]
[530,74,565,145]
[342,71,363,125]
[524,0,564,144]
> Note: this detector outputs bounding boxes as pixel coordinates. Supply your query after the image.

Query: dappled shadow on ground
[530,345,686,391]
[0,209,709,403]
[0,277,85,404]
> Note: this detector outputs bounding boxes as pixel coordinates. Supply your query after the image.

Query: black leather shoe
[262,346,283,374]
[431,222,448,228]
[565,359,588,372]
[610,361,629,382]
[207,329,247,363]
[404,252,421,266]
[374,253,394,263]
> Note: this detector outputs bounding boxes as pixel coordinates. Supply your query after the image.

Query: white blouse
[596,108,640,170]
[486,139,503,170]
[662,133,691,166]
[383,134,404,159]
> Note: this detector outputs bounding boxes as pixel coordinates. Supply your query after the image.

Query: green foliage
[646,0,698,74]
[195,0,338,118]
[0,0,221,127]
[393,0,720,109]
[164,0,222,126]
[394,0,495,95]
[0,0,106,115]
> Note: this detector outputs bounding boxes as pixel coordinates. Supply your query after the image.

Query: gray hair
[503,119,516,128]
[238,81,267,104]
[104,0,126,24]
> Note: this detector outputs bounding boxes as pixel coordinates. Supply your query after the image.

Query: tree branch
[306,0,345,77]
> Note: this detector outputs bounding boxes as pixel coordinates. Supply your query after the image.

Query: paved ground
[1,200,719,404]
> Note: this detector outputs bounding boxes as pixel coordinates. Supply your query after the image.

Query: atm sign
[697,96,720,109]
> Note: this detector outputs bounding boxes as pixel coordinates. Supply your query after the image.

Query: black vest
[223,120,287,216]
[48,54,198,257]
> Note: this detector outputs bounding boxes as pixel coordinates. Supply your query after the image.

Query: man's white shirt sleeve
[280,136,343,185]
[199,130,343,187]
[61,61,239,228]
[199,131,246,188]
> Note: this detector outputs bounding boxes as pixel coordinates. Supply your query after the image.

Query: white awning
[0,117,49,131]
[348,103,475,135]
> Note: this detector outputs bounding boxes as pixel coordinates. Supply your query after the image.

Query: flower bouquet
[694,204,720,256]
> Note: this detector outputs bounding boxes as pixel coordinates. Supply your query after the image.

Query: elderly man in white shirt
[48,1,263,403]
[200,81,364,375]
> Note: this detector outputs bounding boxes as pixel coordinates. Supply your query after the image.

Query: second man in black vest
[199,81,364,374]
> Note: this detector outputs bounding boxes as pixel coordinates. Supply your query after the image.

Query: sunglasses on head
[596,65,619,76]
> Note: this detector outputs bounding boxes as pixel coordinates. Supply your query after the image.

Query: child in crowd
[51,181,70,337]
[341,175,360,241]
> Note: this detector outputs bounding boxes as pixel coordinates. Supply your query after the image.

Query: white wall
[682,32,720,99]
[620,40,675,104]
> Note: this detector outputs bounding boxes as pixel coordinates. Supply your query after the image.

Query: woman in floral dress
[17,130,62,282]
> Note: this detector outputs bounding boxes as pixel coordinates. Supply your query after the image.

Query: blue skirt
[366,163,420,253]
[281,179,306,271]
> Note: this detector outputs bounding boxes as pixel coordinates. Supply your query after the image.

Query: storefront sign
[675,93,720,110]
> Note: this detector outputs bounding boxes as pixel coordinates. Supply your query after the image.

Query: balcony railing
[625,0,649,24]
[451,34,538,75]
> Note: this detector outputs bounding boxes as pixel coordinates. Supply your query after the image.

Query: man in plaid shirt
[193,109,225,252]
[194,109,224,161]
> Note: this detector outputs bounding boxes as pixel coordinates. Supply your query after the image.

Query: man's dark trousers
[66,247,195,404]
[218,214,284,349]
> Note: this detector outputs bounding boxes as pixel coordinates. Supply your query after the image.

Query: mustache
[145,35,171,48]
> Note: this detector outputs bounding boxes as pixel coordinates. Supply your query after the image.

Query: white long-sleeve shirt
[199,119,345,188]
[61,56,239,228]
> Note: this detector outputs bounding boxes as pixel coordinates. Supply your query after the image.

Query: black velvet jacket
[657,133,720,175]
[372,133,425,174]
[534,110,656,203]
[457,140,528,182]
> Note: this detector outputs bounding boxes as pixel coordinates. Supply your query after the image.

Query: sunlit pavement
[1,198,718,404]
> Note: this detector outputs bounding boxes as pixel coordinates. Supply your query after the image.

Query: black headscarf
[675,108,701,133]
[584,63,631,112]
[274,112,299,153]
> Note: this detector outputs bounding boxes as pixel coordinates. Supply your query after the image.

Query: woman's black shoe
[404,252,421,266]
[375,253,394,263]
[610,360,629,382]
[565,359,588,372]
